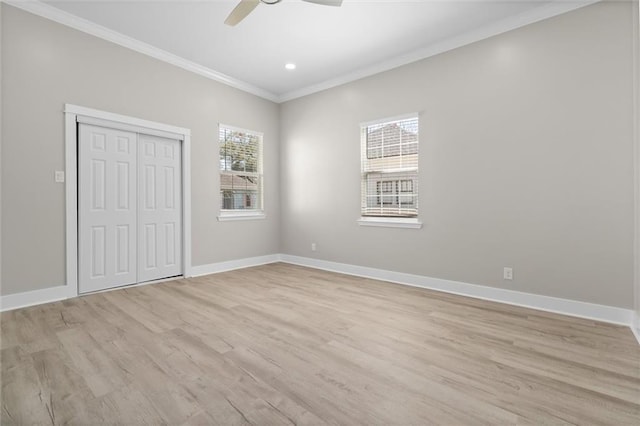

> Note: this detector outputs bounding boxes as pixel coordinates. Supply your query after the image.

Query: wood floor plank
[2,263,639,425]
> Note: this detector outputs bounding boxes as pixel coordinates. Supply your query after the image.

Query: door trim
[64,104,192,298]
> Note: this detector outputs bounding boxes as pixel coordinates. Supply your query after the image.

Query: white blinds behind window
[361,116,419,217]
[219,126,263,211]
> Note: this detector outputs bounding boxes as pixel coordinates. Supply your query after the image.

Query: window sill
[218,211,266,221]
[357,217,423,229]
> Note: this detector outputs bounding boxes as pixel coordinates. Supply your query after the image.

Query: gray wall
[1,4,280,296]
[280,1,636,308]
[2,2,637,311]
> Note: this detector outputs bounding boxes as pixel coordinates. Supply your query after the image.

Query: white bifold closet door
[137,134,182,283]
[79,124,138,293]
[78,124,182,294]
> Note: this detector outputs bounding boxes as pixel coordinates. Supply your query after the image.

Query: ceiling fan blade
[302,0,343,6]
[224,0,260,26]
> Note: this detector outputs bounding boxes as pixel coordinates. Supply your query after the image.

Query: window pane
[362,171,418,217]
[219,128,259,173]
[361,116,419,218]
[366,117,418,159]
[220,174,261,210]
[219,125,263,212]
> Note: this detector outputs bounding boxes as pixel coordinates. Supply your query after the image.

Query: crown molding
[2,0,280,103]
[3,0,600,104]
[277,0,601,103]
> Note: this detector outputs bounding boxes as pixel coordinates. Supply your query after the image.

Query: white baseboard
[0,254,279,312]
[280,254,634,327]
[189,254,280,277]
[1,254,636,337]
[0,285,74,312]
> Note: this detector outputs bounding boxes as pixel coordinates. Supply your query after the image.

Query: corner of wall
[276,101,285,255]
[0,1,4,299]
[633,313,640,345]
[633,0,640,342]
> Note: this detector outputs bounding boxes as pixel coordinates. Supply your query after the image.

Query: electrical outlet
[54,171,65,183]
[311,243,317,251]
[503,267,513,280]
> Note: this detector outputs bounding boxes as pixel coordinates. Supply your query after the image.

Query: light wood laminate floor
[1,263,639,425]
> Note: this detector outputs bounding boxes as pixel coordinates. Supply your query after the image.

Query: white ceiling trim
[3,0,280,102]
[4,0,600,104]
[279,0,601,102]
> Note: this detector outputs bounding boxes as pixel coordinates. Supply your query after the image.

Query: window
[360,115,421,228]
[361,115,419,223]
[219,125,264,220]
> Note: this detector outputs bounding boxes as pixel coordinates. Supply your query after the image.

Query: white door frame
[64,104,192,297]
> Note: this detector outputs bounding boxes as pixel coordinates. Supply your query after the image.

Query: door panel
[137,134,182,282]
[115,225,131,274]
[91,226,106,278]
[79,124,137,293]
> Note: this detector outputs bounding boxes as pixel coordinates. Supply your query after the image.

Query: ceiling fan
[225,0,343,26]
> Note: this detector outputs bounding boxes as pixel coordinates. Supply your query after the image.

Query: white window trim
[360,112,419,128]
[357,217,423,229]
[219,123,264,218]
[217,210,266,221]
[360,113,420,224]
[219,123,264,138]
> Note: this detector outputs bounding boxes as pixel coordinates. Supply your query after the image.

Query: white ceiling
[27,0,597,101]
